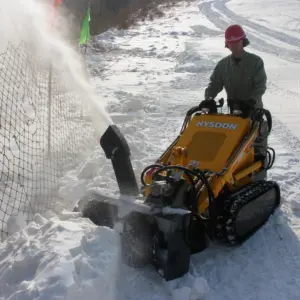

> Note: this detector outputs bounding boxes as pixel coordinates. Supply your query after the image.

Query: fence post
[48,63,52,157]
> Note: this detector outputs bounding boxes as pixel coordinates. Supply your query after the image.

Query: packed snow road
[2,0,300,299]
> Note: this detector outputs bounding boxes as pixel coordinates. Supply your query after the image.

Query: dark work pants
[253,120,268,180]
[228,104,269,180]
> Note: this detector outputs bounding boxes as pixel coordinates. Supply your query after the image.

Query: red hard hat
[225,24,245,43]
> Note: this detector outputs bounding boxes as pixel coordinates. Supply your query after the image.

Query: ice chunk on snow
[190,277,210,300]
[170,276,209,300]
[6,213,27,235]
[172,286,192,300]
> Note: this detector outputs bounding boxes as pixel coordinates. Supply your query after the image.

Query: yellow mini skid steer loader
[76,98,281,281]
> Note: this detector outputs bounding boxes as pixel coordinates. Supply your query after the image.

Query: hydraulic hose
[151,165,216,217]
[140,163,164,187]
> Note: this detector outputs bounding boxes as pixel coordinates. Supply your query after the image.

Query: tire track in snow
[271,117,300,219]
[198,0,300,63]
[263,116,300,297]
[215,0,300,47]
[255,212,300,300]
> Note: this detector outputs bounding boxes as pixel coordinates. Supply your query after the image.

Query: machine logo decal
[196,121,238,130]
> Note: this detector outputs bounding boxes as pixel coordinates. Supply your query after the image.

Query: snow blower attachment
[79,98,281,281]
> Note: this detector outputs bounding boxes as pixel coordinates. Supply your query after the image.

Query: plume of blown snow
[0,0,112,137]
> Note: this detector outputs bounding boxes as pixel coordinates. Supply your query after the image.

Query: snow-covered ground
[1,0,300,299]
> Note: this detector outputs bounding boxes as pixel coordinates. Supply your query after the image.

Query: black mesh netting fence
[0,42,97,241]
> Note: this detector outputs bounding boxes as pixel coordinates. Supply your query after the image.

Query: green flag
[79,5,91,45]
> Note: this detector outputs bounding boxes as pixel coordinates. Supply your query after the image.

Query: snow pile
[0,211,120,300]
[171,277,210,300]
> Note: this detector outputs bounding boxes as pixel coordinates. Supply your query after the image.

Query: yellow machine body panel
[161,114,251,173]
[147,113,263,213]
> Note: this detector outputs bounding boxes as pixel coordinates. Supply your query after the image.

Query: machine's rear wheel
[218,180,281,244]
[121,212,156,267]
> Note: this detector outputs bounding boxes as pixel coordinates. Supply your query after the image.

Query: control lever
[201,107,210,113]
[216,98,224,108]
[200,97,224,113]
[233,109,243,115]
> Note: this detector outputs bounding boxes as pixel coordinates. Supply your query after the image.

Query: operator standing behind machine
[199,24,268,178]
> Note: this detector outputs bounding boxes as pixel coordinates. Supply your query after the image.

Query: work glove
[199,98,217,113]
[239,99,256,118]
[227,99,256,118]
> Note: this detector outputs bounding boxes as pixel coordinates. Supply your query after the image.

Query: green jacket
[204,50,267,108]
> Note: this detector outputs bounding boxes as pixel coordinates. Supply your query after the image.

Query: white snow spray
[0,0,113,137]
[0,0,115,240]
